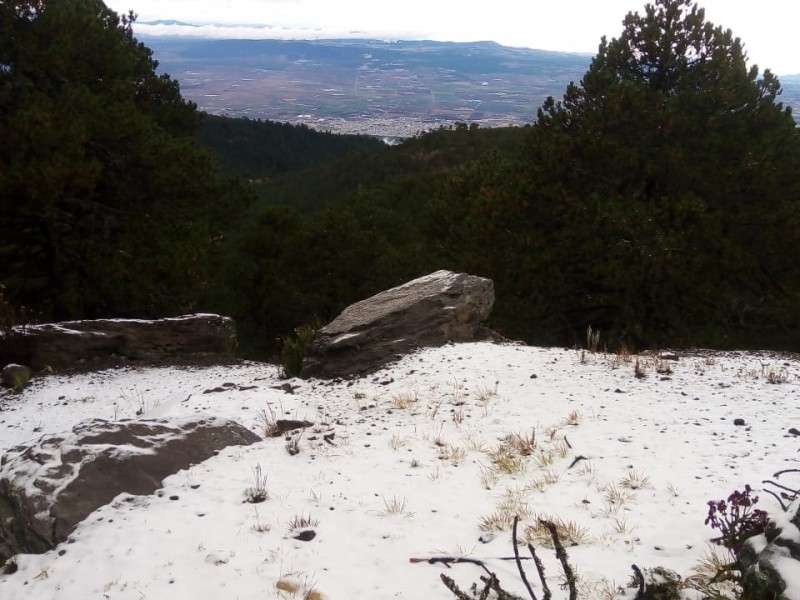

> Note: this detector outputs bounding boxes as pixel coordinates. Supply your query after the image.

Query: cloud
[134,21,427,42]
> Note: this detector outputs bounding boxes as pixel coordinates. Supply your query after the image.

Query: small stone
[733,418,746,426]
[293,529,316,542]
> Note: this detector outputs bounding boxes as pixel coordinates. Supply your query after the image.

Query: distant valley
[143,36,800,137]
[142,37,593,136]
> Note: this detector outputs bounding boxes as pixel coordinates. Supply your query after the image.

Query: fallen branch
[512,516,538,600]
[567,455,588,469]
[540,520,577,600]
[631,564,645,599]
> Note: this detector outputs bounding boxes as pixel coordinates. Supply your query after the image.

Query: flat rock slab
[2,313,236,370]
[301,270,497,378]
[0,417,261,561]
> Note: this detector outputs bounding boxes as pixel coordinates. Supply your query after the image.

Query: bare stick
[410,556,490,572]
[512,516,538,600]
[631,564,645,598]
[773,468,800,477]
[541,520,577,600]
[761,487,788,511]
[528,543,551,600]
[762,479,800,500]
[440,574,474,600]
[567,455,588,469]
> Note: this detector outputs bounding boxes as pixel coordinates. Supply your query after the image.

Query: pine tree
[432,0,800,348]
[0,1,240,319]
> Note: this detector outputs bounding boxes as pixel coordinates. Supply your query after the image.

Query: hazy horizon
[105,0,799,75]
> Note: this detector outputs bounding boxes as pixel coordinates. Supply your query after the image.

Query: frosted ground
[1,342,799,599]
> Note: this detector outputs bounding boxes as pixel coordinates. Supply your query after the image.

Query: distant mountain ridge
[141,36,800,136]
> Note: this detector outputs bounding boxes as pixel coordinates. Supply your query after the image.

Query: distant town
[144,37,800,137]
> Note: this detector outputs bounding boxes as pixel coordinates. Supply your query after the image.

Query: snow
[1,342,799,599]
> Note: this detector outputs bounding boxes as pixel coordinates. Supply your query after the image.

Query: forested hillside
[196,115,383,178]
[2,0,799,360]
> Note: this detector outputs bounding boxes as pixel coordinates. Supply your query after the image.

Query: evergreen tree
[0,0,239,319]
[447,0,800,348]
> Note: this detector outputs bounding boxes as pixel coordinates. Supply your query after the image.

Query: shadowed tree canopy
[432,0,800,349]
[0,0,244,319]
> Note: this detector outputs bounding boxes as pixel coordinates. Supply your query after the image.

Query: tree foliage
[3,0,797,356]
[0,0,246,319]
[434,0,800,348]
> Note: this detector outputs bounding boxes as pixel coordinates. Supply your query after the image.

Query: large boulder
[300,270,498,379]
[740,497,800,600]
[0,417,261,561]
[0,313,236,370]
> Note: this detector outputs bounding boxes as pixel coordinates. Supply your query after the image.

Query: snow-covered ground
[1,342,799,599]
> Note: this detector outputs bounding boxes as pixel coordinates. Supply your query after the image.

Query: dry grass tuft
[487,445,528,475]
[438,444,466,465]
[523,516,590,547]
[619,468,651,490]
[379,495,414,517]
[391,390,418,409]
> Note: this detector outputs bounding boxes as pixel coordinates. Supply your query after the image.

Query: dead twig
[631,564,645,599]
[567,455,587,469]
[512,516,539,600]
[540,520,578,600]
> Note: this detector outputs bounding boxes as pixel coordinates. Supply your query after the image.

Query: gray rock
[300,270,499,379]
[0,313,236,370]
[1,364,31,389]
[0,417,260,562]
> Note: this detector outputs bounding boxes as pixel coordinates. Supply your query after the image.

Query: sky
[2,339,800,599]
[103,0,800,75]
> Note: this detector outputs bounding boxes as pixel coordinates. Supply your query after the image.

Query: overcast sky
[105,0,800,75]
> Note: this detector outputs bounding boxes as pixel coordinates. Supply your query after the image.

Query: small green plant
[278,321,320,378]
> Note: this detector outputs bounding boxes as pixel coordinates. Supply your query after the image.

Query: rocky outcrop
[0,417,260,561]
[1,364,31,389]
[0,313,236,370]
[300,270,498,379]
[740,497,800,600]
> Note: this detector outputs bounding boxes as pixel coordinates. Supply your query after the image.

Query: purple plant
[705,485,769,554]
